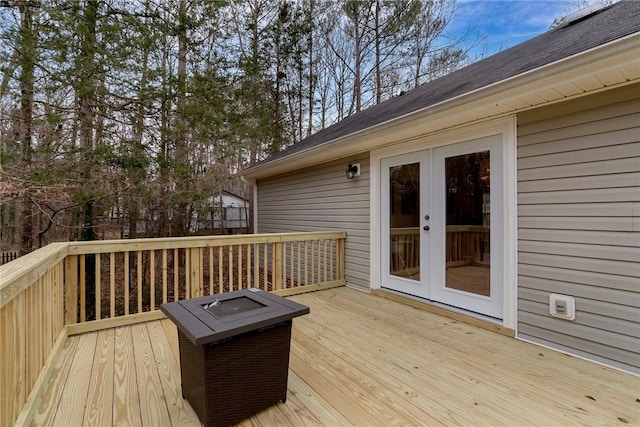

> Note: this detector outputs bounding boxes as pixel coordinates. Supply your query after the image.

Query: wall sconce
[346,162,360,179]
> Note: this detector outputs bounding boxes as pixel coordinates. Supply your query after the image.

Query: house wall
[516,84,640,373]
[257,154,371,291]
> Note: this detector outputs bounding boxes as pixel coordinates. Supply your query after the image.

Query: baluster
[274,241,283,290]
[209,247,214,295]
[218,246,223,294]
[162,249,168,304]
[95,254,101,320]
[124,251,129,315]
[185,249,191,299]
[330,240,334,281]
[137,251,142,313]
[247,244,252,289]
[228,245,234,292]
[110,252,115,318]
[150,250,155,310]
[80,254,86,322]
[262,243,268,290]
[199,248,204,296]
[238,245,243,290]
[174,248,179,301]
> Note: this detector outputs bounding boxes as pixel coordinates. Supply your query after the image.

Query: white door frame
[370,117,517,328]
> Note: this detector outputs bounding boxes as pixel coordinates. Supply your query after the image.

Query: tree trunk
[274,5,284,147]
[174,0,189,236]
[353,6,362,112]
[18,3,37,255]
[374,0,382,104]
[306,0,315,138]
[157,15,171,237]
[128,13,152,239]
[18,3,36,255]
[297,59,303,142]
[78,0,98,240]
[77,0,99,321]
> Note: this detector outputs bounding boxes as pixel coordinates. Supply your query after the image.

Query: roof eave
[242,33,640,180]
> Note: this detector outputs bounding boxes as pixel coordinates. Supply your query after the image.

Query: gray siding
[517,85,640,373]
[257,155,371,291]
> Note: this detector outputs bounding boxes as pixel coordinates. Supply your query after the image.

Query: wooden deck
[31,287,638,426]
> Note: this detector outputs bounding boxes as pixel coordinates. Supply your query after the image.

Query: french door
[380,151,431,299]
[381,135,504,319]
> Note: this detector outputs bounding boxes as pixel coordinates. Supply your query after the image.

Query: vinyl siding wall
[517,85,640,373]
[257,154,371,291]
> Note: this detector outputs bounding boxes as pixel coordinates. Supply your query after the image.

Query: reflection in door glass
[445,151,490,296]
[389,163,420,281]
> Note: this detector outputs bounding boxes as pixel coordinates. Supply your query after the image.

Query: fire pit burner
[201,296,265,317]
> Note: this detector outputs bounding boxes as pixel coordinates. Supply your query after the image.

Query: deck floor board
[31,334,79,426]
[31,287,639,427]
[83,329,114,427]
[131,323,173,427]
[51,333,96,426]
[112,326,141,427]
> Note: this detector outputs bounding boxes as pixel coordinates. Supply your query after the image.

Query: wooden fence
[0,231,346,427]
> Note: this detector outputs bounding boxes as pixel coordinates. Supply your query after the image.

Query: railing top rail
[66,231,347,255]
[390,227,420,235]
[446,225,490,232]
[0,242,69,308]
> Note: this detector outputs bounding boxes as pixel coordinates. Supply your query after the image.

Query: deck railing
[389,226,490,278]
[445,225,490,267]
[390,227,420,279]
[0,231,346,427]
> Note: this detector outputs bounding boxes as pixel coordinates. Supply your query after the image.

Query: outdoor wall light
[346,162,360,179]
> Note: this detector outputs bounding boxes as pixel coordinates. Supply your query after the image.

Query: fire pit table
[160,288,310,427]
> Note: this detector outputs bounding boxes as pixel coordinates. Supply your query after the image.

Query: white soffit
[243,33,640,180]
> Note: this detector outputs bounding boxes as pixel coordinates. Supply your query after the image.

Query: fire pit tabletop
[160,288,310,346]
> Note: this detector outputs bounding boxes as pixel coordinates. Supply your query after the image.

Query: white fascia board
[242,33,640,180]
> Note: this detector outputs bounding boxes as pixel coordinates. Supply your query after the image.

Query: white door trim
[370,116,517,328]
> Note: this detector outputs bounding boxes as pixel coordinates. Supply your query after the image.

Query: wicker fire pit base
[178,321,292,427]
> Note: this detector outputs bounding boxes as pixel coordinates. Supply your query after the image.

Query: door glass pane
[389,163,420,281]
[445,151,490,296]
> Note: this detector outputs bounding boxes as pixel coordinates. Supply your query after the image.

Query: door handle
[423,226,430,231]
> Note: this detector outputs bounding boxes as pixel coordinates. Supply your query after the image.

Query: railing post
[189,248,201,298]
[64,255,78,325]
[337,237,345,281]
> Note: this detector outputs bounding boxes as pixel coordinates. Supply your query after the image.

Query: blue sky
[451,0,607,59]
